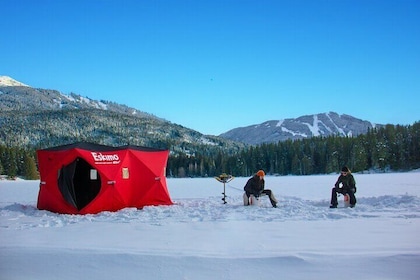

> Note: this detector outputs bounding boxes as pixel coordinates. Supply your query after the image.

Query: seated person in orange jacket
[244,170,277,208]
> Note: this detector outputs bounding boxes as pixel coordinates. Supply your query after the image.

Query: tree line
[167,122,420,177]
[1,122,419,179]
[0,146,38,180]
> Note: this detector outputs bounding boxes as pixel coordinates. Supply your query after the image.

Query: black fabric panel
[73,158,101,210]
[58,160,78,209]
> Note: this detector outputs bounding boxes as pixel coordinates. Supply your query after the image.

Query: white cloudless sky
[2,0,419,135]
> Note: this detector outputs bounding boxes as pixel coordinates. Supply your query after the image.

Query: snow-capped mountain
[219,112,382,145]
[0,79,153,118]
[0,76,245,155]
[1,76,382,149]
[0,75,30,87]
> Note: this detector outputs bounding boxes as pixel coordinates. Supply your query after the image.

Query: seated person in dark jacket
[330,166,357,208]
[244,170,277,208]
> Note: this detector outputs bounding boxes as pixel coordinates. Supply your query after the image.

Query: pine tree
[23,154,39,180]
[352,135,369,172]
[6,148,18,179]
[0,157,3,176]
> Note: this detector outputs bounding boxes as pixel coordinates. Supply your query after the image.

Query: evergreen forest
[167,123,420,177]
[1,123,419,180]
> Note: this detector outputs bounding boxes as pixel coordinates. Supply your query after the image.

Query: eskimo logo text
[91,152,120,164]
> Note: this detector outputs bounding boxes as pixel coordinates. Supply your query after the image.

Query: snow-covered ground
[1,172,419,280]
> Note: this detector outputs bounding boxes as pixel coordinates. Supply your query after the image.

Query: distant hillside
[219,112,383,145]
[0,78,245,155]
[0,83,156,119]
[0,76,386,152]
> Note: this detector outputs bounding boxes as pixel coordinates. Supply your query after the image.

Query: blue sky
[2,0,419,135]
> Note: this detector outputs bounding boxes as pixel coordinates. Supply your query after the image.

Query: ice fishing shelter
[37,142,173,214]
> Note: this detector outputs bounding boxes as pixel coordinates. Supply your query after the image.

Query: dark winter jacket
[335,173,356,193]
[244,175,265,196]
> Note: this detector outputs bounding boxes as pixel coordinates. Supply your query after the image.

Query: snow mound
[1,194,419,230]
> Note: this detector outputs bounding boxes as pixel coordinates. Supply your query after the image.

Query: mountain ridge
[0,75,30,87]
[1,76,386,148]
[220,112,382,145]
[0,82,158,120]
[0,77,245,155]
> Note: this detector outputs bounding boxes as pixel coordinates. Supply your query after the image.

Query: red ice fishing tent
[37,142,173,214]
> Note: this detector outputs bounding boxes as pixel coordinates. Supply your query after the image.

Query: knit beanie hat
[341,166,349,172]
[256,170,265,177]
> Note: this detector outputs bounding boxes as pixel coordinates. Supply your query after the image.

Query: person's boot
[243,193,249,206]
[270,193,278,208]
[329,204,337,208]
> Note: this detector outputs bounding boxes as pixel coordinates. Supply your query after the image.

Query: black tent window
[58,157,101,210]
